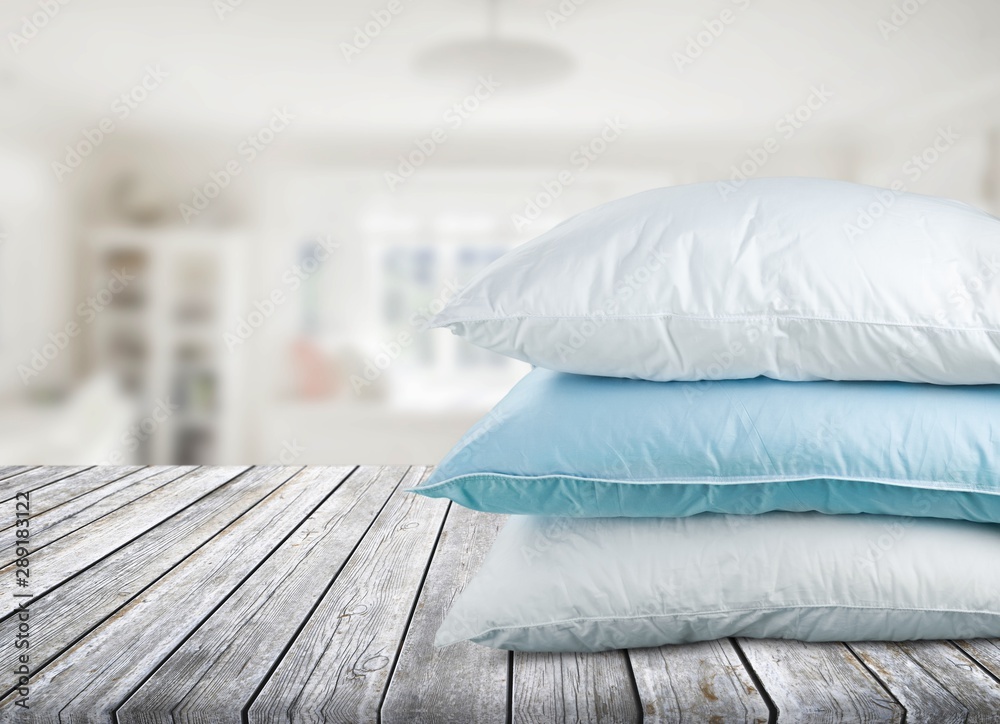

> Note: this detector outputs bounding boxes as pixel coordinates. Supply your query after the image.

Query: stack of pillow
[409,177,1000,653]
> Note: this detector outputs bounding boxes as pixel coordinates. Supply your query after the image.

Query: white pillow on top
[429,177,1000,384]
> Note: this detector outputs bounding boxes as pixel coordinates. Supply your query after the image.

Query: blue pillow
[411,370,1000,522]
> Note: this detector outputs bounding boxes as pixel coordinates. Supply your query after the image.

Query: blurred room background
[1,0,998,464]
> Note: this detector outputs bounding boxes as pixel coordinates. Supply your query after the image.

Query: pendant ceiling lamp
[413,0,575,89]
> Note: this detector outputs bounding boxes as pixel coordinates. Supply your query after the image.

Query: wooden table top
[1,465,998,722]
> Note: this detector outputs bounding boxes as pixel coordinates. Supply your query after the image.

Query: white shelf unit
[86,228,246,464]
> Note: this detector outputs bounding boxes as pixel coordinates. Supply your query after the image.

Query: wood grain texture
[0,466,249,610]
[737,639,903,723]
[117,466,407,724]
[381,504,508,724]
[955,639,1000,682]
[0,466,155,534]
[851,640,1000,724]
[0,466,144,520]
[0,466,89,503]
[513,650,642,724]
[0,467,191,579]
[0,466,260,700]
[0,466,35,483]
[0,467,196,568]
[0,466,353,723]
[629,640,770,724]
[2,467,999,723]
[248,467,449,724]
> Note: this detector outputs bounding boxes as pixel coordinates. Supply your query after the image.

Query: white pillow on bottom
[436,512,1000,652]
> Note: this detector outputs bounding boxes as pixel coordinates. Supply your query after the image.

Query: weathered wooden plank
[0,466,154,547]
[248,467,449,724]
[513,650,641,724]
[0,466,35,482]
[848,642,963,723]
[0,466,258,694]
[0,466,145,520]
[955,639,1000,682]
[0,466,354,721]
[381,504,508,724]
[117,466,407,724]
[851,640,1000,723]
[0,466,90,503]
[926,641,1000,721]
[737,639,903,723]
[0,466,152,528]
[628,640,770,724]
[0,466,251,609]
[0,467,196,568]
